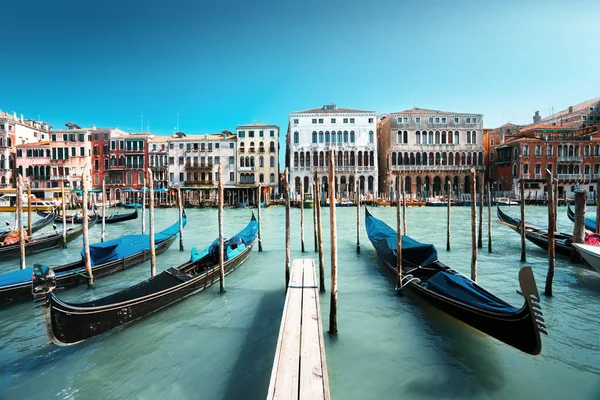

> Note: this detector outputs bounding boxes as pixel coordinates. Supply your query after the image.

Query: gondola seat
[165,267,192,282]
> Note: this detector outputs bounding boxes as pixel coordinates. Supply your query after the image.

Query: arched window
[523,145,529,157]
[471,131,477,144]
[403,131,408,143]
[350,131,355,142]
[305,152,311,167]
[269,141,275,152]
[260,156,264,167]
[595,145,600,156]
[428,131,433,144]
[250,156,255,167]
[270,155,275,168]
[319,131,324,143]
[126,171,133,185]
[369,131,374,143]
[325,131,330,142]
[397,131,403,144]
[466,131,471,144]
[441,131,447,144]
[293,153,298,167]
[392,152,397,166]
[535,145,541,156]
[585,165,591,174]
[138,171,144,184]
[454,131,459,144]
[293,132,299,144]
[270,173,275,183]
[312,131,317,143]
[435,131,440,144]
[330,131,335,143]
[260,173,264,183]
[299,153,304,167]
[415,131,421,144]
[585,145,590,156]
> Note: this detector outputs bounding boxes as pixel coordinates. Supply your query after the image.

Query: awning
[121,188,133,193]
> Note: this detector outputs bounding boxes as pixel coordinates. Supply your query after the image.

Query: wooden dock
[267,259,330,400]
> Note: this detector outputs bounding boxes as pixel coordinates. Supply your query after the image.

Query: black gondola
[0,214,186,306]
[34,213,258,345]
[38,208,122,224]
[567,204,596,232]
[102,208,138,224]
[365,208,546,355]
[497,207,574,257]
[0,210,55,242]
[0,213,98,261]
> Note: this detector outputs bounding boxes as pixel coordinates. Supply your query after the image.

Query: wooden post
[573,191,586,244]
[487,181,492,253]
[396,173,403,288]
[315,172,325,292]
[60,181,67,246]
[356,182,360,253]
[285,168,291,287]
[520,177,526,262]
[402,177,407,235]
[218,165,225,292]
[313,183,317,252]
[447,180,451,251]
[142,185,146,234]
[478,174,483,249]
[27,184,32,236]
[470,169,477,282]
[82,174,94,286]
[148,169,156,277]
[177,187,184,251]
[17,176,26,270]
[300,181,305,252]
[553,176,558,223]
[328,150,338,334]
[545,170,555,296]
[257,185,263,252]
[597,177,600,233]
[101,178,106,242]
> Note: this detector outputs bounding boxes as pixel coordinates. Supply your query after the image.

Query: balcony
[239,180,257,185]
[557,174,583,180]
[523,174,530,179]
[184,180,213,187]
[292,166,377,173]
[239,148,245,153]
[259,147,265,153]
[240,166,255,172]
[125,163,144,169]
[557,156,583,163]
[391,165,485,172]
[534,174,542,179]
[585,174,591,181]
[32,175,51,180]
[185,164,213,171]
[50,175,69,181]
[107,179,124,185]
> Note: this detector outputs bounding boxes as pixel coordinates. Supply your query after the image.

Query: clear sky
[2,0,598,164]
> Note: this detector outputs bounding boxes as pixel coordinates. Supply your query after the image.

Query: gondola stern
[517,266,546,355]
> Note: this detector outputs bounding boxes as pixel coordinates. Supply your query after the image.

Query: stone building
[540,97,600,129]
[0,110,51,188]
[286,104,378,198]
[236,123,280,196]
[148,135,169,189]
[106,131,151,200]
[377,108,485,200]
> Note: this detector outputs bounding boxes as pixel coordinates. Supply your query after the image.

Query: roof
[541,97,600,121]
[236,123,279,129]
[391,107,480,116]
[520,124,578,132]
[291,104,375,114]
[16,141,50,148]
[151,133,237,142]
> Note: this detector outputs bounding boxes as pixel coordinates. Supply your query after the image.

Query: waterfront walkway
[267,259,330,400]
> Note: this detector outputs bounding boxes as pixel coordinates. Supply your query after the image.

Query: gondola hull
[104,209,138,224]
[0,235,177,305]
[43,238,255,345]
[567,204,596,232]
[0,210,55,241]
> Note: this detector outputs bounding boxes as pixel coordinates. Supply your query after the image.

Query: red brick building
[490,123,600,200]
[106,131,151,201]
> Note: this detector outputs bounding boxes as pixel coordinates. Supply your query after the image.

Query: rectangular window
[230,172,235,182]
[229,156,234,165]
[435,118,440,123]
[472,118,477,123]
[71,147,76,157]
[169,143,174,149]
[94,133,99,141]
[230,143,234,148]
[318,119,323,124]
[293,119,299,124]
[270,130,275,137]
[343,118,348,123]
[119,141,124,150]
[239,131,245,137]
[169,157,174,165]
[368,118,373,123]
[178,157,184,165]
[397,117,402,124]
[416,117,421,123]
[428,118,434,123]
[454,117,459,123]
[179,172,184,181]
[441,117,446,123]
[350,118,355,123]
[259,130,264,137]
[249,131,255,137]
[78,134,84,142]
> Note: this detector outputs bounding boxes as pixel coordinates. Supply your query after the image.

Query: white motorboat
[572,243,600,273]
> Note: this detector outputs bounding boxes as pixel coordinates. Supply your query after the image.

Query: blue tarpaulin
[424,272,519,313]
[191,216,257,263]
[154,188,167,193]
[121,188,134,193]
[84,217,187,266]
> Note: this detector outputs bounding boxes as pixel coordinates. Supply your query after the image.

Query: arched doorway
[416,176,423,198]
[405,176,412,194]
[303,176,309,193]
[359,176,365,194]
[294,177,301,195]
[464,175,471,194]
[433,176,442,195]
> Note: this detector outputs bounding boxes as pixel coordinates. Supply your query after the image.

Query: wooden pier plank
[267,259,330,400]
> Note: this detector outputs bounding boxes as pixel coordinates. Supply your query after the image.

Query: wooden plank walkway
[267,259,330,400]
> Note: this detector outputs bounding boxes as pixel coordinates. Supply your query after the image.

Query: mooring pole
[396,173,403,289]
[178,187,184,251]
[27,184,32,236]
[313,183,318,252]
[148,169,156,277]
[520,178,526,262]
[487,181,492,253]
[470,168,477,282]
[61,181,67,246]
[545,170,555,296]
[257,185,263,252]
[315,171,325,292]
[285,168,290,287]
[597,177,600,233]
[328,150,338,334]
[142,185,146,234]
[218,165,224,292]
[101,178,106,242]
[300,181,305,252]
[402,177,407,235]
[82,173,94,287]
[356,182,360,253]
[478,174,483,249]
[447,180,451,251]
[17,176,26,270]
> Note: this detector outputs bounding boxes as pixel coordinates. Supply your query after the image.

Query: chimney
[91,124,96,130]
[20,114,24,123]
[568,106,573,114]
[533,111,541,124]
[13,112,17,120]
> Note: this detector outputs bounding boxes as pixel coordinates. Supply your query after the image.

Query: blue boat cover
[424,271,519,313]
[83,217,187,266]
[0,267,33,288]
[189,246,209,262]
[195,217,258,262]
[365,211,438,267]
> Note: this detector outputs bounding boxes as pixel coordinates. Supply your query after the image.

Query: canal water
[0,205,599,399]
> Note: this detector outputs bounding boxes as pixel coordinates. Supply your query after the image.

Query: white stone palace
[286,104,378,198]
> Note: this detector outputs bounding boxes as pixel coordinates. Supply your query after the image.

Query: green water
[0,205,599,399]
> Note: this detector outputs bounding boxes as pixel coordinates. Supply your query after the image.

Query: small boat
[426,197,446,207]
[375,198,390,207]
[405,198,425,207]
[365,208,546,355]
[496,197,520,206]
[572,243,600,273]
[0,214,99,261]
[567,205,596,232]
[338,198,354,207]
[43,208,139,225]
[0,210,55,242]
[497,207,574,257]
[0,193,56,212]
[237,202,249,208]
[35,213,258,345]
[0,214,185,306]
[122,202,142,208]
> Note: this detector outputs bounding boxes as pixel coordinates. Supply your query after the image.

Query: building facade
[148,136,169,189]
[0,111,51,188]
[166,131,237,188]
[287,104,378,198]
[236,123,279,193]
[377,108,485,199]
[540,97,600,129]
[106,132,150,200]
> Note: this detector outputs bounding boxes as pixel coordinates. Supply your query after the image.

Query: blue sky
[1,0,598,165]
